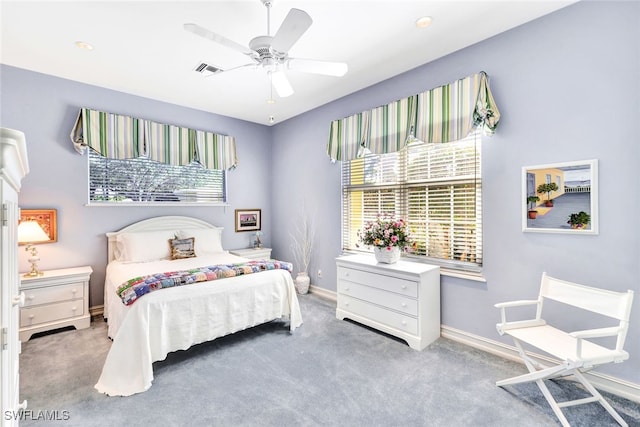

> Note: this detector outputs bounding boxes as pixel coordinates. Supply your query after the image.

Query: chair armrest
[496,319,546,335]
[570,326,621,339]
[570,327,622,360]
[494,299,539,309]
[495,300,541,333]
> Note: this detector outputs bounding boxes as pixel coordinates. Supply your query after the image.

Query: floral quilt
[116,259,293,305]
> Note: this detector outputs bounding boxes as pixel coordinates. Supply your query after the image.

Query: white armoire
[1,128,29,426]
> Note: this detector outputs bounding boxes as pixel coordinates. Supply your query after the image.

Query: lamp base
[23,270,44,278]
[24,248,44,277]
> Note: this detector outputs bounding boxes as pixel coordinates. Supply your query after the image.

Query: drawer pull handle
[71,289,77,294]
[71,307,77,312]
[28,314,35,320]
[345,287,350,291]
[401,303,407,308]
[27,295,35,301]
[401,320,407,326]
[401,285,407,290]
[12,293,26,307]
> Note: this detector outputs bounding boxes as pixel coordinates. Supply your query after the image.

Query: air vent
[193,62,223,76]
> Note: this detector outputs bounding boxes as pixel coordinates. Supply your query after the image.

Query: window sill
[440,268,486,283]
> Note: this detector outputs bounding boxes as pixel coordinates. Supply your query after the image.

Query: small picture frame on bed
[235,209,261,232]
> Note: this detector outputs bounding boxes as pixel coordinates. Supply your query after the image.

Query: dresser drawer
[22,282,85,307]
[338,266,418,298]
[339,295,418,335]
[338,281,418,316]
[20,300,85,327]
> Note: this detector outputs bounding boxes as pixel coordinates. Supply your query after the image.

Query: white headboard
[106,216,221,263]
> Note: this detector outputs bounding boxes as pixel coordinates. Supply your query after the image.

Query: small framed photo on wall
[235,209,261,232]
[19,209,58,244]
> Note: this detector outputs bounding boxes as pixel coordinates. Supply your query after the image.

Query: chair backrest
[539,272,634,350]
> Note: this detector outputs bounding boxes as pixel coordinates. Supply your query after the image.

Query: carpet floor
[19,294,640,426]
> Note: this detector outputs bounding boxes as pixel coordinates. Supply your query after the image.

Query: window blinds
[342,132,482,269]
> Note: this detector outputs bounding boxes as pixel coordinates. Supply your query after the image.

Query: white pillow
[177,228,224,255]
[115,230,177,262]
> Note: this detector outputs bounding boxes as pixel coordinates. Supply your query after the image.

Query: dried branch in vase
[289,201,315,275]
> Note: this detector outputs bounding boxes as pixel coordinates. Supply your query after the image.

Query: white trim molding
[441,324,640,404]
[309,284,337,302]
[89,305,104,321]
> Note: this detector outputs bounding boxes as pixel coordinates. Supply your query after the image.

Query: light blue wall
[0,64,273,306]
[1,1,638,386]
[270,1,639,383]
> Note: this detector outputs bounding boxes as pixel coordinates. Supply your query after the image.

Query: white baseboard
[309,284,337,302]
[441,325,640,403]
[89,304,104,320]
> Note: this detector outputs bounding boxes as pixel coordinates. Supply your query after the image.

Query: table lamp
[18,220,51,277]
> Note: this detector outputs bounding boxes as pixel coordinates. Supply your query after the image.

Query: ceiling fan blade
[287,58,348,77]
[271,71,294,98]
[184,23,255,57]
[204,63,256,78]
[270,8,312,54]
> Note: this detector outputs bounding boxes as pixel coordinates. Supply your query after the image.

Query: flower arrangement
[358,214,415,252]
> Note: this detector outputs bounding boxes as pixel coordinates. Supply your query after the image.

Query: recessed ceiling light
[415,16,433,29]
[75,41,94,51]
[266,98,276,105]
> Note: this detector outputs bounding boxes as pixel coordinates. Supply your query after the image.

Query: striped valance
[326,72,500,162]
[70,108,238,170]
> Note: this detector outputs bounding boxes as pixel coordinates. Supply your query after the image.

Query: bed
[94,216,303,397]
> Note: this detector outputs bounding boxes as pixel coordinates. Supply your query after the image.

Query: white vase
[374,246,401,264]
[295,272,310,294]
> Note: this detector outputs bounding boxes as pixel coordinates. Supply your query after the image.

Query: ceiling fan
[184,0,348,99]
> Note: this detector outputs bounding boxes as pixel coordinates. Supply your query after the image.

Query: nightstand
[19,266,92,341]
[229,247,272,260]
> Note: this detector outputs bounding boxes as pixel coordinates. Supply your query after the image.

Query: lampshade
[18,221,50,244]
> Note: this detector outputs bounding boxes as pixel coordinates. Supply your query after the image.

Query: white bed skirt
[95,269,302,397]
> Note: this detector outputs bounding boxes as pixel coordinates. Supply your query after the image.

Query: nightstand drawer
[20,300,85,327]
[339,295,418,335]
[22,282,85,307]
[338,267,418,298]
[338,281,418,316]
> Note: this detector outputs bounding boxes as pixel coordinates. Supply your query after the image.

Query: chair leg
[497,339,628,427]
[572,370,628,427]
[535,378,572,427]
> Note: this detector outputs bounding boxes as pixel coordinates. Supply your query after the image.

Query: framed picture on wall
[19,209,58,244]
[522,159,598,234]
[235,209,261,232]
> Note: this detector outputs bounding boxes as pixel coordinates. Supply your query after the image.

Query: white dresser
[229,247,272,260]
[19,266,92,341]
[336,254,440,350]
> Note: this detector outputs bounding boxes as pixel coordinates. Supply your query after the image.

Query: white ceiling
[1,0,577,126]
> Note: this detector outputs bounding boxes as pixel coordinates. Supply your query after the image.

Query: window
[341,131,482,271]
[88,150,226,204]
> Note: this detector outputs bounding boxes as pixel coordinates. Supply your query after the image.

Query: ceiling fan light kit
[184,0,348,99]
